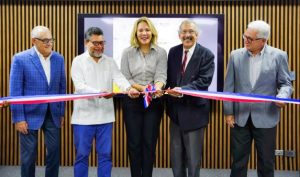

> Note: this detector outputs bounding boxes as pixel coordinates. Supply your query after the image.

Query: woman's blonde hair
[130,16,158,48]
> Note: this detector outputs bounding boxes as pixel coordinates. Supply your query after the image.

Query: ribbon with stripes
[176,89,300,104]
[1,89,299,107]
[143,84,156,108]
[0,92,110,106]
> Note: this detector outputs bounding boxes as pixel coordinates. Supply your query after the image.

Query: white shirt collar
[34,46,52,60]
[247,44,266,57]
[183,42,196,55]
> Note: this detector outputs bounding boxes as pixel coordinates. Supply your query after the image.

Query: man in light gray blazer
[223,20,293,177]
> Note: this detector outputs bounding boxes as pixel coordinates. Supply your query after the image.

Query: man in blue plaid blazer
[9,26,66,177]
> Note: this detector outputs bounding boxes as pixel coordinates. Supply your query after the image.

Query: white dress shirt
[248,45,265,88]
[34,46,51,85]
[71,51,131,125]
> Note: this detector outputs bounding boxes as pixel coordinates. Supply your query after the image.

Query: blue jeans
[20,109,60,177]
[73,123,113,177]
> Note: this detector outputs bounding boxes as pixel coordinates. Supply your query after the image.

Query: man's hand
[15,121,28,134]
[103,92,116,99]
[153,82,164,98]
[99,90,115,99]
[275,101,286,108]
[153,88,164,98]
[128,87,140,99]
[166,87,183,98]
[0,101,9,108]
[225,115,235,128]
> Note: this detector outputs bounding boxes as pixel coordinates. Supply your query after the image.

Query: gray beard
[90,51,102,58]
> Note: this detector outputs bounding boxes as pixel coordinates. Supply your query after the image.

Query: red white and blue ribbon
[176,89,300,104]
[1,89,300,107]
[143,84,156,108]
[0,92,110,106]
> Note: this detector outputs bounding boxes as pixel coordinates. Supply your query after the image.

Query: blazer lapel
[253,45,270,90]
[29,48,48,84]
[49,55,58,89]
[176,46,184,85]
[240,49,252,88]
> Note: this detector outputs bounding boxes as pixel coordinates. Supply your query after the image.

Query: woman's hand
[128,87,140,99]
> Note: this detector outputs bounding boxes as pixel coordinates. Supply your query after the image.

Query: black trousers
[230,116,277,177]
[123,96,163,177]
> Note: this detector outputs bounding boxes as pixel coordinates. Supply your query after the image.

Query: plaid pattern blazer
[10,47,66,130]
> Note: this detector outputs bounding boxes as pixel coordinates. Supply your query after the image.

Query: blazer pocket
[260,69,276,84]
[261,66,276,76]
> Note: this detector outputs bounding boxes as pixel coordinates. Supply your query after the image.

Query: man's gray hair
[248,20,270,40]
[31,26,51,38]
[178,19,199,35]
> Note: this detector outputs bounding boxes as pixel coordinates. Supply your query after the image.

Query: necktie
[181,50,188,75]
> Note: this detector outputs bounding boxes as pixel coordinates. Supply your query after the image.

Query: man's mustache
[183,36,193,41]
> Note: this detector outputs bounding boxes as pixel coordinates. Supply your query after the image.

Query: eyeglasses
[242,34,263,43]
[35,38,55,44]
[89,40,106,46]
[180,30,196,35]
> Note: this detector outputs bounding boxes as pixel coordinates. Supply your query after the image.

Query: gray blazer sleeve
[276,52,293,98]
[223,52,235,115]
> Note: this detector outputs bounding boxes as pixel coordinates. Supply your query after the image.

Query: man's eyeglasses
[90,40,106,46]
[180,30,196,35]
[242,34,263,43]
[35,38,55,44]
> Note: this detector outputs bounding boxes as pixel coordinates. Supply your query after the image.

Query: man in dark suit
[223,20,293,177]
[10,26,66,177]
[166,20,215,177]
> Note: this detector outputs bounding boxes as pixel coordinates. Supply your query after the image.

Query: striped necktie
[181,50,188,75]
